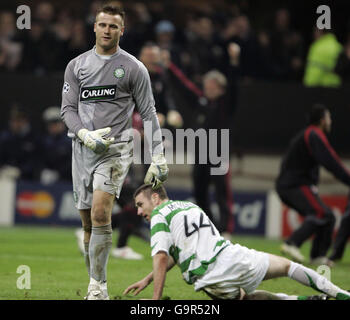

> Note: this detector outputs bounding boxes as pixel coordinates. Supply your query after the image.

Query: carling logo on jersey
[80,85,116,102]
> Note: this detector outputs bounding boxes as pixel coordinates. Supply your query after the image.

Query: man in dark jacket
[162,43,240,236]
[276,104,350,266]
[139,43,183,129]
[41,106,72,184]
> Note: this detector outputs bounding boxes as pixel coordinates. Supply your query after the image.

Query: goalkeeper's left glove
[144,153,168,189]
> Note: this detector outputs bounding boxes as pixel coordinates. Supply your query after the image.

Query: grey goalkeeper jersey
[61,46,163,155]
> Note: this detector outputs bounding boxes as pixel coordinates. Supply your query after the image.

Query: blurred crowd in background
[0,105,72,183]
[1,0,350,185]
[1,0,350,84]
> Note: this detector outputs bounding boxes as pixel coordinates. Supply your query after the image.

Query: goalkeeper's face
[94,12,124,52]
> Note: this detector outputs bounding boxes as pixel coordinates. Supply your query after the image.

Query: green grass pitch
[0,226,349,300]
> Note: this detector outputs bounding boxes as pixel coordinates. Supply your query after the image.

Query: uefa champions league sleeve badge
[63,82,70,93]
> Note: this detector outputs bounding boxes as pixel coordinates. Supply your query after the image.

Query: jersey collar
[151,200,173,218]
[93,45,121,60]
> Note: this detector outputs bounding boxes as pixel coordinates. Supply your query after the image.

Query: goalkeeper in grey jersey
[60,4,168,300]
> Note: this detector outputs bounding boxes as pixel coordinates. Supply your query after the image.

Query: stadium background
[1,0,350,300]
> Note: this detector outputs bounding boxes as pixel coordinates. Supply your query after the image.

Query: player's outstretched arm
[123,255,175,298]
[151,251,169,300]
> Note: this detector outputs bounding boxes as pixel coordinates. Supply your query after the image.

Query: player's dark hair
[96,3,125,21]
[133,184,168,200]
[307,104,329,125]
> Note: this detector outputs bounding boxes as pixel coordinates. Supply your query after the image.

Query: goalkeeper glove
[144,153,168,189]
[77,127,115,154]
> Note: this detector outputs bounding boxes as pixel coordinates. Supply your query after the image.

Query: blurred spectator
[0,105,41,180]
[17,17,61,74]
[163,42,239,236]
[334,32,350,82]
[155,20,175,49]
[40,106,72,184]
[225,15,263,80]
[85,0,104,27]
[303,28,343,88]
[34,1,55,28]
[55,16,89,68]
[268,8,304,80]
[154,20,183,68]
[133,2,152,26]
[67,19,89,59]
[0,11,22,71]
[53,8,74,43]
[137,43,183,174]
[184,15,225,84]
[2,0,350,84]
[139,43,183,129]
[255,29,275,79]
[119,2,153,56]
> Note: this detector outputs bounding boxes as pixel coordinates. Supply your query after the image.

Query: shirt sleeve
[61,59,84,135]
[131,62,164,156]
[309,130,350,186]
[150,213,173,257]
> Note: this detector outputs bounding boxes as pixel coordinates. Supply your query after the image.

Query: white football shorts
[195,243,270,299]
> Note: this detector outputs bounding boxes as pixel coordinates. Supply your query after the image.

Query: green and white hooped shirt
[150,200,231,285]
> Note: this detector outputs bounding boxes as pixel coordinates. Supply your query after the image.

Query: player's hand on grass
[144,153,168,189]
[123,278,150,296]
[77,127,115,154]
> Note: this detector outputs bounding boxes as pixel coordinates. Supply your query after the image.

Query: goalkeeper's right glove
[77,127,115,154]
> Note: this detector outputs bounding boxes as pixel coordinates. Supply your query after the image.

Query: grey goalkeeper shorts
[72,139,133,210]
